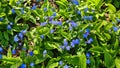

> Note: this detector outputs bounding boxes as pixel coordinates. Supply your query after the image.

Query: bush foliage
[0,0,120,68]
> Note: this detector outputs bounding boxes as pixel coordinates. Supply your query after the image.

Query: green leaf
[106,4,116,13]
[35,56,46,64]
[104,51,114,68]
[95,32,105,42]
[61,32,71,40]
[79,53,86,68]
[29,15,36,24]
[89,0,103,9]
[104,23,113,31]
[15,15,22,23]
[56,1,67,9]
[7,48,12,58]
[114,38,119,49]
[1,39,9,47]
[96,0,104,9]
[48,62,58,68]
[4,31,9,41]
[103,33,111,41]
[46,42,60,50]
[9,0,14,6]
[90,56,96,68]
[94,21,107,32]
[115,58,120,68]
[46,57,60,68]
[0,31,3,41]
[89,46,103,53]
[113,0,119,8]
[2,56,22,64]
[64,53,86,68]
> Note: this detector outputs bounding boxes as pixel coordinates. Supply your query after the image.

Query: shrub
[0,0,120,68]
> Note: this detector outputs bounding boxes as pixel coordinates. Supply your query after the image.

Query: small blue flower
[116,18,120,22]
[87,38,93,44]
[59,61,63,66]
[64,65,69,68]
[50,20,58,25]
[44,7,47,12]
[89,16,93,20]
[63,39,68,46]
[7,25,12,30]
[20,63,26,68]
[43,50,47,54]
[77,10,81,15]
[83,33,89,38]
[40,22,47,26]
[12,8,15,14]
[30,62,34,67]
[71,21,77,27]
[29,51,34,56]
[10,22,13,25]
[49,16,54,21]
[72,39,80,45]
[16,1,20,4]
[92,10,95,12]
[86,52,90,58]
[18,33,23,39]
[70,42,75,47]
[84,8,88,12]
[53,12,56,16]
[83,16,93,20]
[14,35,19,42]
[83,16,93,21]
[75,39,80,44]
[12,49,16,55]
[43,50,47,57]
[86,28,90,33]
[69,26,73,30]
[40,35,44,39]
[87,59,90,64]
[66,20,70,23]
[72,0,79,5]
[0,54,2,59]
[21,30,27,34]
[50,29,54,34]
[0,47,3,52]
[113,27,118,32]
[22,48,26,51]
[31,5,37,10]
[83,16,88,20]
[60,46,65,50]
[0,18,3,21]
[20,8,24,14]
[66,46,70,51]
[58,21,62,26]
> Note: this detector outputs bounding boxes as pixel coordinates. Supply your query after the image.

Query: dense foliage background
[0,0,120,68]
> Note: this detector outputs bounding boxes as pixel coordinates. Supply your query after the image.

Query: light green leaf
[89,46,103,53]
[29,15,36,24]
[48,62,58,68]
[115,58,120,68]
[46,57,60,68]
[106,4,116,13]
[56,1,67,9]
[15,15,22,23]
[64,53,86,68]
